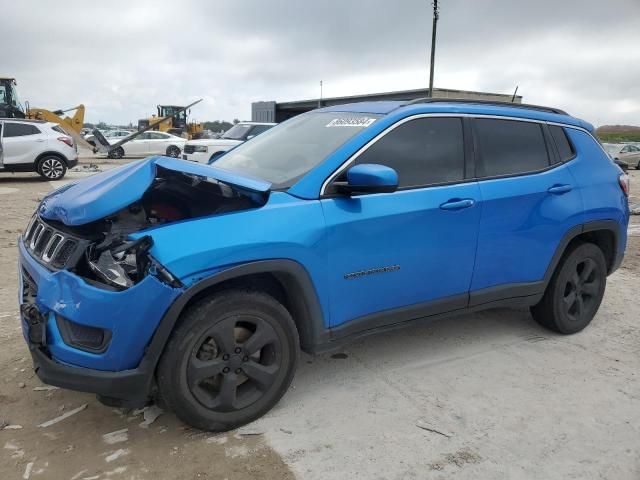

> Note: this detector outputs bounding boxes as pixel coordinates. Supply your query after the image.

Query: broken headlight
[87,236,153,289]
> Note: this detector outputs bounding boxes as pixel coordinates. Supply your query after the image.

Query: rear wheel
[36,155,67,180]
[531,242,607,334]
[157,290,299,431]
[108,147,124,159]
[166,145,181,158]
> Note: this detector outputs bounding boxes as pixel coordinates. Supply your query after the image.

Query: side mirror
[337,164,398,195]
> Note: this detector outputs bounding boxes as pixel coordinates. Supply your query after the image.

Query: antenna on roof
[511,85,519,103]
[427,0,440,98]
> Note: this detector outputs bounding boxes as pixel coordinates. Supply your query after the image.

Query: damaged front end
[30,156,271,290]
[19,156,272,373]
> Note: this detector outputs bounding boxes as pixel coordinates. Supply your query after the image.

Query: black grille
[23,215,82,269]
[184,145,196,154]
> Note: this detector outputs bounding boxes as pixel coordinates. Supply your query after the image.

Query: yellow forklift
[138,104,203,139]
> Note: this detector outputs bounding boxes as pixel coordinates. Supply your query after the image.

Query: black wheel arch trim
[35,151,71,167]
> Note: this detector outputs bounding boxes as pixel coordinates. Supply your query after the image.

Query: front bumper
[18,237,183,401]
[182,151,210,163]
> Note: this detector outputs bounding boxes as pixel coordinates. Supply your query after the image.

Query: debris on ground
[236,426,264,436]
[104,448,130,463]
[135,405,163,428]
[416,420,453,438]
[37,404,88,428]
[629,203,640,215]
[33,385,59,391]
[2,424,23,430]
[17,382,25,388]
[102,428,129,445]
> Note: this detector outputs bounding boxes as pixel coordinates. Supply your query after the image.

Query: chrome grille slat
[42,233,64,262]
[23,216,80,268]
[30,224,44,250]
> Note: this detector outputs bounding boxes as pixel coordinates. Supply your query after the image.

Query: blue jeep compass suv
[18,99,629,431]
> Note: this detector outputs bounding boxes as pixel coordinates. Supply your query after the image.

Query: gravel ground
[1,158,638,479]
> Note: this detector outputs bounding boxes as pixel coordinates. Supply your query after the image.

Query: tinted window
[355,117,465,188]
[549,125,575,162]
[4,122,40,137]
[148,132,167,140]
[52,125,67,134]
[249,125,273,137]
[475,119,549,177]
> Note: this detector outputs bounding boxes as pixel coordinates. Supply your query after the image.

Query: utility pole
[428,0,439,98]
[318,80,323,108]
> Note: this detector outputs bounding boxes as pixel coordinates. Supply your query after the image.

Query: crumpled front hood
[39,156,271,226]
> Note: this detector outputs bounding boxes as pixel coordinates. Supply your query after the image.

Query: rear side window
[355,117,465,188]
[4,122,40,137]
[52,125,67,134]
[475,119,549,177]
[549,125,575,162]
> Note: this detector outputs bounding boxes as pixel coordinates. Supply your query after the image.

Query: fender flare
[139,259,327,379]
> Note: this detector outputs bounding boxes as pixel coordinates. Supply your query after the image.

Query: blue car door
[321,116,481,329]
[469,118,583,303]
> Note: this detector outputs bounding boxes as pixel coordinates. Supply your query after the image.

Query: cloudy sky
[4,0,639,126]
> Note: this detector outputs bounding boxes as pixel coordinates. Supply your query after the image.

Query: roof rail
[402,98,568,115]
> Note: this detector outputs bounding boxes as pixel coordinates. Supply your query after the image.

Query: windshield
[222,124,252,140]
[213,112,382,188]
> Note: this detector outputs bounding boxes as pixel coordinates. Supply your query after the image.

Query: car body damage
[31,156,271,291]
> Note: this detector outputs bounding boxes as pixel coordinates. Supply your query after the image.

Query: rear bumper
[66,158,78,168]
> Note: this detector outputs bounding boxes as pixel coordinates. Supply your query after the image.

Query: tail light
[619,173,629,197]
[57,136,73,148]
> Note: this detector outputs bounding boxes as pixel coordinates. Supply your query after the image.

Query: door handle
[440,198,475,210]
[547,184,572,195]
[34,139,45,142]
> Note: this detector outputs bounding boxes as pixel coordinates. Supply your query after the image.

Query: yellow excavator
[0,77,91,148]
[138,104,203,139]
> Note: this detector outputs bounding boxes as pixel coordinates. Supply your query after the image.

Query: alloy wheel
[41,158,65,179]
[562,257,600,323]
[187,315,281,412]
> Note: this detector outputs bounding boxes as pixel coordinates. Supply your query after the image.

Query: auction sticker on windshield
[326,117,377,127]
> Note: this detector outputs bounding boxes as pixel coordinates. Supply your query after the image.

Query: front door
[321,116,481,329]
[2,121,45,165]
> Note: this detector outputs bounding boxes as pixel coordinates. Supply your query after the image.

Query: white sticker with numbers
[326,117,377,128]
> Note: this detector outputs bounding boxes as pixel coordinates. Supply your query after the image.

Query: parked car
[106,131,187,159]
[182,122,275,163]
[18,100,629,432]
[603,143,640,169]
[0,118,77,179]
[85,129,133,147]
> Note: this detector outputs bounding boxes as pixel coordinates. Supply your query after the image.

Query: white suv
[182,122,275,164]
[0,119,78,180]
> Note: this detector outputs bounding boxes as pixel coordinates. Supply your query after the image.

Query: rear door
[469,118,582,303]
[2,122,45,165]
[147,132,170,154]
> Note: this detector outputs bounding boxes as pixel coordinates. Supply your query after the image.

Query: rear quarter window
[549,125,575,162]
[475,118,550,177]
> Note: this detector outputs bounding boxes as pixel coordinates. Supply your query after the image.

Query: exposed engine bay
[41,167,266,290]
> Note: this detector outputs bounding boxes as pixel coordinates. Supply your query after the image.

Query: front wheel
[531,242,607,334]
[157,290,299,431]
[37,156,67,180]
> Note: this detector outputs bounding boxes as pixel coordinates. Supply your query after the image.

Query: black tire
[531,242,607,334]
[108,147,124,159]
[636,160,640,170]
[157,289,299,431]
[36,155,67,180]
[166,145,181,158]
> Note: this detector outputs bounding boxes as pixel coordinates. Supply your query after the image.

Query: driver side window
[354,117,465,188]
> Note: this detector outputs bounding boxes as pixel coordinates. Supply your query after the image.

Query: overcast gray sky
[3,0,639,126]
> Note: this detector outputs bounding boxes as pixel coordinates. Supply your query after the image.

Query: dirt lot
[1,160,639,479]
